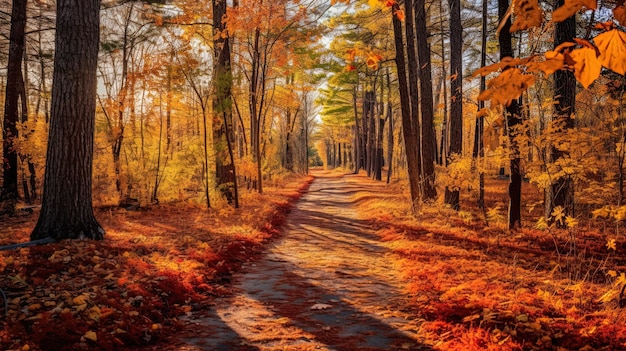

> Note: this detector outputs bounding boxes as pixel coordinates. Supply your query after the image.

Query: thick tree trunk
[213,0,238,206]
[497,0,523,228]
[2,0,27,207]
[404,0,423,192]
[392,3,421,206]
[444,0,463,210]
[32,0,104,240]
[415,0,438,200]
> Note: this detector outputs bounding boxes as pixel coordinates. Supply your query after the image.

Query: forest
[1,0,626,350]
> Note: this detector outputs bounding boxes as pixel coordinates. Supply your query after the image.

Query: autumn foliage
[476,0,626,106]
[349,174,626,350]
[0,175,313,351]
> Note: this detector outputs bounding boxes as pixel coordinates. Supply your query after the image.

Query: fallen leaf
[72,294,89,306]
[310,303,332,310]
[83,331,97,342]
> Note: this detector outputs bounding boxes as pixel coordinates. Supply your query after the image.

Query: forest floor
[1,170,626,350]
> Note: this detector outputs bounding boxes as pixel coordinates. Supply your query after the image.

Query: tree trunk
[496,0,523,228]
[444,0,463,210]
[386,69,394,184]
[548,0,576,223]
[21,39,36,203]
[473,0,488,212]
[352,86,361,173]
[213,0,238,205]
[2,0,27,208]
[392,2,421,207]
[32,0,104,240]
[415,0,438,200]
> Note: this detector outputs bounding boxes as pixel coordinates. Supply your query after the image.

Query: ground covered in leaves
[2,170,626,351]
[0,174,313,351]
[353,175,626,350]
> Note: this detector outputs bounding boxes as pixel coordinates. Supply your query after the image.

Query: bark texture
[2,0,27,204]
[31,0,104,240]
[444,0,463,210]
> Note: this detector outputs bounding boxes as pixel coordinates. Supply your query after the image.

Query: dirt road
[176,171,430,350]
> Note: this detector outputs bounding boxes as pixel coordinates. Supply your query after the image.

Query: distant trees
[444,0,462,210]
[322,0,626,225]
[2,0,27,213]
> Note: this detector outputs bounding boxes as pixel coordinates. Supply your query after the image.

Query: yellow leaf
[570,47,602,88]
[614,205,626,221]
[606,238,617,251]
[83,331,97,342]
[72,294,89,306]
[607,270,617,277]
[595,29,626,75]
[21,345,30,351]
[592,206,611,219]
[536,216,549,230]
[511,0,543,32]
[88,306,101,321]
[565,216,578,228]
[551,206,565,225]
[152,323,161,330]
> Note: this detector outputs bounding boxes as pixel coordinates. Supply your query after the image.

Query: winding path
[176,171,430,350]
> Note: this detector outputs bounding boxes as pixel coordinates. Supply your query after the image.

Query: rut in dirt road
[178,171,430,351]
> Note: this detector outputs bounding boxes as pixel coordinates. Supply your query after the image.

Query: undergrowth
[349,173,626,351]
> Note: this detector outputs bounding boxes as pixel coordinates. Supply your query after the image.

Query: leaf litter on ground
[0,174,313,351]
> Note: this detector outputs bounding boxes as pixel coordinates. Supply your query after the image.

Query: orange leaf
[595,29,626,75]
[394,9,405,21]
[570,47,602,88]
[573,37,597,50]
[345,48,357,62]
[479,68,535,106]
[366,53,383,70]
[614,4,626,26]
[595,21,615,31]
[552,0,597,23]
[472,56,535,77]
[527,50,565,75]
[511,0,543,32]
